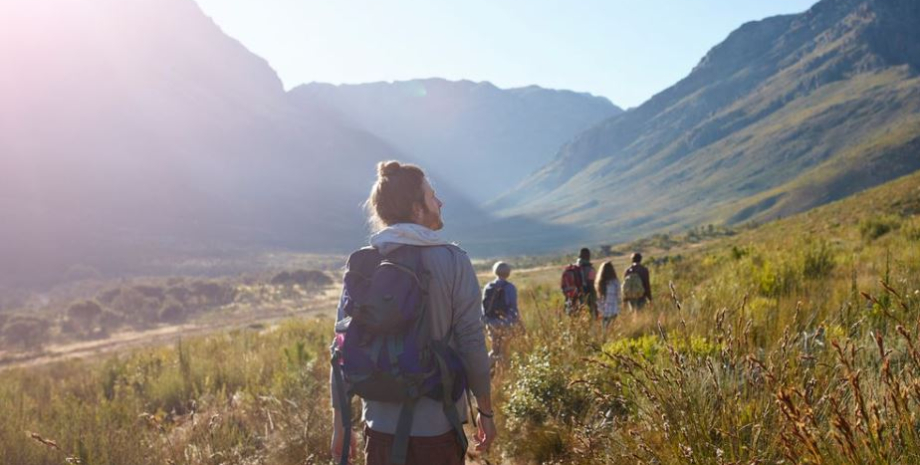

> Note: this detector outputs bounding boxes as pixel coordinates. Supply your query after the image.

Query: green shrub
[904,220,920,241]
[859,215,900,240]
[751,257,798,297]
[67,300,103,335]
[603,334,721,361]
[604,334,661,360]
[731,245,749,260]
[504,347,589,427]
[271,270,332,287]
[2,316,50,350]
[158,300,186,323]
[801,239,836,279]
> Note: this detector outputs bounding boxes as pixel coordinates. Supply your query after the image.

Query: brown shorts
[364,427,464,465]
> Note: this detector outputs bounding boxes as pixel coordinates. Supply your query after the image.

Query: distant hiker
[622,252,652,311]
[561,248,598,317]
[595,261,620,329]
[481,261,521,363]
[330,161,495,465]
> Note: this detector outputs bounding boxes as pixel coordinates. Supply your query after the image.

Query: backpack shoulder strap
[485,281,506,315]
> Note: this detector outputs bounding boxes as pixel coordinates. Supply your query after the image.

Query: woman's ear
[411,202,424,223]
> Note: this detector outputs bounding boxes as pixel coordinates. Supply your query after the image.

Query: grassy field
[2,171,920,464]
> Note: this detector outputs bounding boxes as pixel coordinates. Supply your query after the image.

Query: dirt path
[0,287,341,371]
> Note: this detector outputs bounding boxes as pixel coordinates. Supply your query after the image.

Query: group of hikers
[329,161,653,465]
[561,248,653,321]
[478,248,653,362]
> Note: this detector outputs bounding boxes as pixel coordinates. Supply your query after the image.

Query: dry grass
[3,177,920,464]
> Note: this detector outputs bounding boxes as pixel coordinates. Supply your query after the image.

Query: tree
[271,270,332,287]
[67,300,103,335]
[2,316,50,351]
[158,299,186,323]
[132,285,165,301]
[291,269,332,287]
[190,281,236,306]
[109,288,161,327]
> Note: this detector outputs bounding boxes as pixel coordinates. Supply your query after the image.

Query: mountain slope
[0,0,406,285]
[494,0,920,244]
[290,79,621,203]
[0,0,584,286]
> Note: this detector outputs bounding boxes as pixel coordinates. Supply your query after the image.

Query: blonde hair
[492,261,511,278]
[595,261,617,299]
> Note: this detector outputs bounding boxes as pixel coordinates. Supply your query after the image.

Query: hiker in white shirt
[595,261,620,330]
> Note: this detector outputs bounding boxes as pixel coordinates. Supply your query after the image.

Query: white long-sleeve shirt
[599,279,620,317]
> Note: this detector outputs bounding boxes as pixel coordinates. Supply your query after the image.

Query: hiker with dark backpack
[622,252,652,312]
[330,161,495,465]
[481,261,521,363]
[561,248,598,317]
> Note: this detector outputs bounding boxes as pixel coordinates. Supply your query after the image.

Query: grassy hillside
[493,0,920,250]
[1,172,919,464]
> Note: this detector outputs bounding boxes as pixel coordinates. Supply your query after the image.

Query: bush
[132,285,165,301]
[270,270,332,288]
[505,347,589,427]
[98,309,125,331]
[751,256,798,297]
[603,334,722,360]
[859,215,900,241]
[67,300,104,335]
[189,280,236,307]
[98,287,122,305]
[731,245,749,260]
[904,220,920,241]
[604,334,661,360]
[109,288,162,325]
[801,239,835,279]
[158,301,186,324]
[1,316,50,350]
[165,285,191,304]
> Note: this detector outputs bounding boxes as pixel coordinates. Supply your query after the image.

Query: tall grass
[0,319,335,465]
[485,213,920,464]
[3,187,920,464]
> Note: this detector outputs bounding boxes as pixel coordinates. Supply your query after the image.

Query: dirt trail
[0,288,341,371]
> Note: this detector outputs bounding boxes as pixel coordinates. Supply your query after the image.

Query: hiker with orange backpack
[561,248,598,317]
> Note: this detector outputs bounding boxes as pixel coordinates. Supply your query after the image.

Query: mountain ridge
[0,0,596,286]
[493,0,920,246]
[290,78,621,203]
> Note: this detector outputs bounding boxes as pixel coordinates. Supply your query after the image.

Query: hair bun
[378,160,403,177]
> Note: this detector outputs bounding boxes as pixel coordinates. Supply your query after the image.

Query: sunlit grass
[2,174,920,464]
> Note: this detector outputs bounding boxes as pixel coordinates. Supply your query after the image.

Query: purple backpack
[330,245,467,465]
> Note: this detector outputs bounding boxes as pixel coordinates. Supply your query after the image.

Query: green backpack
[622,272,646,300]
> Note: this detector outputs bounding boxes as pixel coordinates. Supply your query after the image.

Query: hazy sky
[196,0,818,108]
